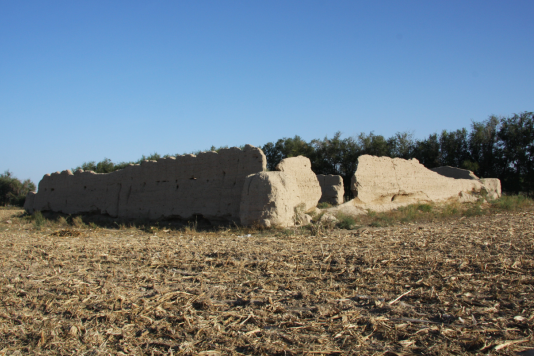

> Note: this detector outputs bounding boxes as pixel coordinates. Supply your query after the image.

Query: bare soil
[1,209,533,355]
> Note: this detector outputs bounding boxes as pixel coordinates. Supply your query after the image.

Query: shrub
[280,228,295,237]
[417,204,433,213]
[335,212,357,230]
[440,203,460,217]
[370,213,394,227]
[398,207,418,223]
[317,202,332,209]
[463,203,484,217]
[491,195,533,211]
[57,216,69,226]
[396,205,417,220]
[72,216,86,228]
[33,211,46,229]
[366,209,377,218]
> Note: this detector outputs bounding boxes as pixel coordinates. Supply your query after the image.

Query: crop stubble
[0,210,533,355]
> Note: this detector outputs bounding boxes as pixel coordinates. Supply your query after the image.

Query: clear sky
[1,0,533,186]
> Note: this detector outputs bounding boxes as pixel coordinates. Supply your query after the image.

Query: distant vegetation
[0,170,36,207]
[72,146,238,174]
[73,111,533,197]
[262,111,534,198]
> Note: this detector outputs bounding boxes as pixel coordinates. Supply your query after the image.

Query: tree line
[2,112,531,207]
[75,111,534,198]
[0,171,35,207]
[72,146,236,174]
[261,112,533,198]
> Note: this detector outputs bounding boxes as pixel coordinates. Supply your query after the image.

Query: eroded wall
[316,174,344,205]
[26,145,266,222]
[240,156,322,227]
[351,155,500,205]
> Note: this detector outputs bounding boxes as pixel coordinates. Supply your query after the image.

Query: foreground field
[1,208,533,355]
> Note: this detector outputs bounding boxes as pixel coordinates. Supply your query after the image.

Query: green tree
[75,158,121,173]
[68,111,534,196]
[76,161,97,172]
[0,170,36,207]
[356,132,390,156]
[387,132,415,159]
[497,111,534,194]
[310,132,361,198]
[136,152,161,163]
[439,128,471,168]
[413,133,441,168]
[75,156,136,173]
[261,135,314,171]
[468,116,500,178]
[95,158,115,173]
[261,142,284,171]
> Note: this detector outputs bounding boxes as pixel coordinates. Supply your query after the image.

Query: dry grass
[1,205,533,355]
[333,195,534,229]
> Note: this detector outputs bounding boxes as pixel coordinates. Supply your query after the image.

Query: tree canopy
[70,112,533,198]
[0,171,36,207]
[261,112,534,198]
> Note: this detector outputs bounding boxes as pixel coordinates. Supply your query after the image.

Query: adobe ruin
[25,145,266,223]
[25,149,502,227]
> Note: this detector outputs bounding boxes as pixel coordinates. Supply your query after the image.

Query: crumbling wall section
[316,174,344,205]
[431,166,501,200]
[239,172,299,227]
[275,156,321,211]
[351,155,501,205]
[240,156,321,227]
[26,145,266,222]
[479,178,502,200]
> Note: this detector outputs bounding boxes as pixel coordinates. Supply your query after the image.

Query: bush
[417,204,433,213]
[366,209,377,218]
[398,205,418,222]
[369,213,394,227]
[335,212,357,230]
[33,211,46,229]
[279,228,295,237]
[463,203,485,217]
[440,203,460,217]
[57,216,69,227]
[317,202,332,209]
[491,195,533,211]
[0,170,35,207]
[72,216,86,228]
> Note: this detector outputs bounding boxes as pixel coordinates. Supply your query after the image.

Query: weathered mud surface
[25,145,266,223]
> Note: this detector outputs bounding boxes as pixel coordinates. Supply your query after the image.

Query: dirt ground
[0,209,533,355]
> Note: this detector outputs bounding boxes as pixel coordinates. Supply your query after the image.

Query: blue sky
[1,1,533,186]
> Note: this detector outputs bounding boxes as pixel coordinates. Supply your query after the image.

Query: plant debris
[49,229,82,237]
[0,209,533,355]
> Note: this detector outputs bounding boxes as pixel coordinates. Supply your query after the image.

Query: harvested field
[1,208,533,355]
